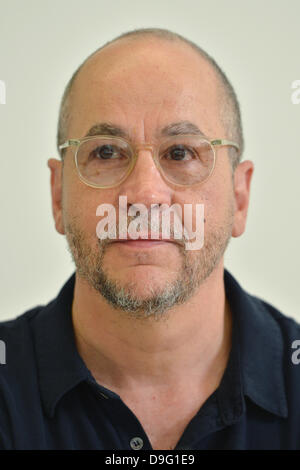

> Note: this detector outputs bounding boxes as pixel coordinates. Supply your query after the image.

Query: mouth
[109,233,184,249]
[111,240,176,249]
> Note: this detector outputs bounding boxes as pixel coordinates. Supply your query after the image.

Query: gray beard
[64,214,233,321]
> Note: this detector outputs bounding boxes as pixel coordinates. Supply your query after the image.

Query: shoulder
[0,305,45,365]
[226,270,300,437]
[243,289,300,368]
[247,293,300,419]
[0,306,46,449]
[250,293,300,344]
[0,304,49,390]
[225,269,300,347]
[0,306,40,350]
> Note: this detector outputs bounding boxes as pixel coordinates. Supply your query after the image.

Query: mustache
[95,199,206,252]
[98,214,187,248]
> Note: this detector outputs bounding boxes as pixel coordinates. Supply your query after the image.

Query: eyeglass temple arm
[210,139,240,152]
[59,139,80,150]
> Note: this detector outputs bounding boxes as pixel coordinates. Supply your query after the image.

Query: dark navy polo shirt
[1,269,300,450]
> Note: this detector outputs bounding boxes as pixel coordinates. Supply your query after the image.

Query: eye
[163,145,196,161]
[91,144,120,160]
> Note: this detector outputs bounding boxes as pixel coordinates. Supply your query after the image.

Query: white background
[0,0,299,321]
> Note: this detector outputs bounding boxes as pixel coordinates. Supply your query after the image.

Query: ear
[47,158,65,235]
[232,160,254,238]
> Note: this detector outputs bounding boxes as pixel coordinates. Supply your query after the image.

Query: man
[1,27,300,450]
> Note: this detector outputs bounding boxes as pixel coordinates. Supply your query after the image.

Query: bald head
[57,28,243,169]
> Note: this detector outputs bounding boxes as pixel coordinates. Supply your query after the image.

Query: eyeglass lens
[76,136,215,187]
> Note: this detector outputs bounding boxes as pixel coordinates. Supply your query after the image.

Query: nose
[117,147,173,210]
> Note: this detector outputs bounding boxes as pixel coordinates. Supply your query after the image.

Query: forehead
[68,38,224,140]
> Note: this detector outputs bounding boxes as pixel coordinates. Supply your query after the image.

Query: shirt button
[130,437,143,450]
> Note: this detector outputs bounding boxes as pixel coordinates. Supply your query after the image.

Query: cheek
[62,176,117,242]
[177,181,234,235]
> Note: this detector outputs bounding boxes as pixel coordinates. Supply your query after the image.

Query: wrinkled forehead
[68,38,224,140]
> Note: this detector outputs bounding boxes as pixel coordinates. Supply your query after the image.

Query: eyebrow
[84,120,206,139]
[85,122,128,138]
[160,121,205,137]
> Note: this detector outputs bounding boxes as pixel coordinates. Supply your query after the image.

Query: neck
[71,262,232,392]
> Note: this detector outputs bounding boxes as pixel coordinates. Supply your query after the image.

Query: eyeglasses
[59,134,239,188]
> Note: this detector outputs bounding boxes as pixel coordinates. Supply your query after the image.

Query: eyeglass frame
[59,134,240,189]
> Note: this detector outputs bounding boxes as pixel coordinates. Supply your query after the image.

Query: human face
[48,38,252,317]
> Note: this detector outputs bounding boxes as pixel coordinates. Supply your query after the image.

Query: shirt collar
[32,273,90,418]
[32,270,288,420]
[222,270,288,421]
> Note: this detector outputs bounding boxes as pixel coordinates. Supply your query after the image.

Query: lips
[110,233,184,247]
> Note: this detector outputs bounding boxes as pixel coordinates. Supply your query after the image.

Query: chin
[118,271,171,294]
